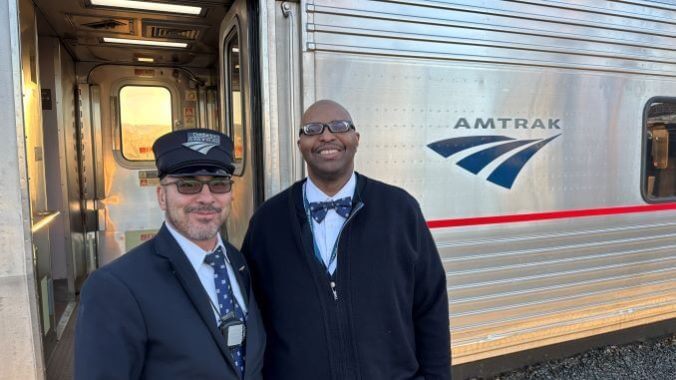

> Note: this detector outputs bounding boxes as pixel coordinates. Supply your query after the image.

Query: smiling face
[298,100,360,186]
[157,175,232,251]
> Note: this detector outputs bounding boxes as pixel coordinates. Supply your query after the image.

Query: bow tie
[308,197,352,223]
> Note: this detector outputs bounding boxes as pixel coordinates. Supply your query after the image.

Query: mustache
[185,205,222,213]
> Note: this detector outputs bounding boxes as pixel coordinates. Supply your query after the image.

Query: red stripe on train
[426,203,676,229]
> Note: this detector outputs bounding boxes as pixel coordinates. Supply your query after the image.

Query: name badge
[218,312,246,347]
[226,322,245,347]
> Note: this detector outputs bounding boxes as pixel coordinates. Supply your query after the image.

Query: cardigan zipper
[330,281,338,300]
[330,202,364,301]
[331,202,363,379]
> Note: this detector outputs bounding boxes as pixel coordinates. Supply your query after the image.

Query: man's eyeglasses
[300,120,355,136]
[162,178,233,195]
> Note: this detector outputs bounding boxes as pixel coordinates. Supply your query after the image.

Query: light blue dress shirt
[305,172,356,274]
[165,221,247,322]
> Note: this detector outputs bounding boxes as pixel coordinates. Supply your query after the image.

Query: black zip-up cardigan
[242,173,451,380]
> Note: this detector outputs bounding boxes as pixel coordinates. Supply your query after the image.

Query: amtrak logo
[183,132,221,155]
[427,134,561,189]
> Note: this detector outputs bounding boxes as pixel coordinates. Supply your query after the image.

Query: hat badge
[182,132,221,155]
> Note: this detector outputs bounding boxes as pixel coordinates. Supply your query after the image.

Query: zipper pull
[330,281,338,300]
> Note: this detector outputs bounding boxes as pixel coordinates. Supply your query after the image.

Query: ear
[355,131,360,146]
[157,185,167,211]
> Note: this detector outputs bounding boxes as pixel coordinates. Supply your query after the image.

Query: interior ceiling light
[90,0,202,15]
[103,37,188,48]
[136,57,154,62]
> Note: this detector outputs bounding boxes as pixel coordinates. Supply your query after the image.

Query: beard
[165,202,225,242]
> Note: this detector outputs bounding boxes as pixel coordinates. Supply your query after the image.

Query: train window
[225,29,245,175]
[644,98,676,200]
[119,85,173,161]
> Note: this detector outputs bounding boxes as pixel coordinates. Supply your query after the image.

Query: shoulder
[250,180,303,222]
[83,237,160,293]
[253,190,288,215]
[359,174,420,209]
[105,238,156,271]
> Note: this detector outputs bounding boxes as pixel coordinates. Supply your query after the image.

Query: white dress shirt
[165,221,247,322]
[305,172,356,274]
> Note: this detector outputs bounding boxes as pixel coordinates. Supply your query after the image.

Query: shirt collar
[305,172,356,203]
[164,221,227,274]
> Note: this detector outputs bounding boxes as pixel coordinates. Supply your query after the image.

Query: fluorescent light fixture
[103,37,188,48]
[90,0,202,15]
[136,57,154,62]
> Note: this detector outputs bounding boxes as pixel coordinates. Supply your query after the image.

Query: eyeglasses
[162,178,233,194]
[300,120,355,136]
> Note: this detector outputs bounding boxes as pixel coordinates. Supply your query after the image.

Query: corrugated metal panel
[437,214,676,362]
[302,0,676,363]
[306,0,676,76]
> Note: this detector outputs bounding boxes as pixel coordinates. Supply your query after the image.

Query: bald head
[297,99,359,195]
[301,100,352,126]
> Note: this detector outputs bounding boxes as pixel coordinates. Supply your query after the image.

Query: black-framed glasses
[300,120,355,136]
[162,178,233,194]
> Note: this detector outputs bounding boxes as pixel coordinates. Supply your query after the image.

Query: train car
[1,0,675,378]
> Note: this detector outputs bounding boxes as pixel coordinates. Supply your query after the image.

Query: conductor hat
[152,129,235,178]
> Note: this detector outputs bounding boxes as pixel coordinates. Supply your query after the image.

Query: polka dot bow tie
[308,197,352,223]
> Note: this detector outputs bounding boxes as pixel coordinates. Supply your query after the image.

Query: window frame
[112,80,179,169]
[223,24,246,177]
[641,96,676,203]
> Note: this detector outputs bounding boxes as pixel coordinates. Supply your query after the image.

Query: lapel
[152,224,241,377]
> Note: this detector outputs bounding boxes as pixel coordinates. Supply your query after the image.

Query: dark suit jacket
[75,224,265,380]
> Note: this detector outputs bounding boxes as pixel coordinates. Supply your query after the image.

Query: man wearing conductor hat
[75,129,265,380]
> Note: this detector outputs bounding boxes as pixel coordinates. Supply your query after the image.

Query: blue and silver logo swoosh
[182,141,219,154]
[183,132,221,154]
[427,134,561,189]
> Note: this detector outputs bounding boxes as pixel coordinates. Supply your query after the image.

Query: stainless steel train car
[1,0,675,378]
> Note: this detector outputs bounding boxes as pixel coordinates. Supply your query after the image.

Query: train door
[220,0,260,248]
[88,66,219,264]
[90,66,172,265]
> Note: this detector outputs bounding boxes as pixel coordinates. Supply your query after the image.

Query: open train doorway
[25,0,259,377]
[88,65,222,264]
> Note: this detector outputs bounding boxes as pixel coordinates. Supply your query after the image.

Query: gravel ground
[492,334,676,380]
